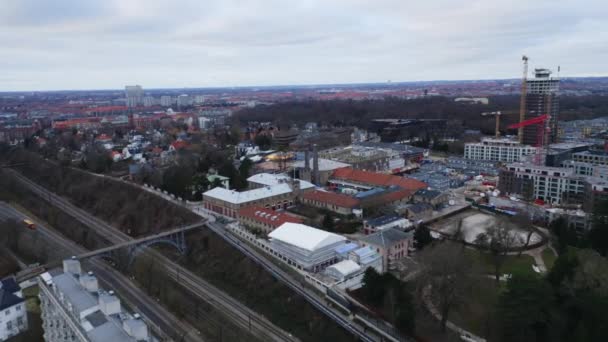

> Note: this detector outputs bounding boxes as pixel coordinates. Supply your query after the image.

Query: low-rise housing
[401,203,434,221]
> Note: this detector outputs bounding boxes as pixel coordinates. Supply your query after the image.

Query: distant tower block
[523,68,560,145]
[312,144,319,185]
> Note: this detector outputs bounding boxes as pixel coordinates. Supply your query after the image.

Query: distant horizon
[2,74,608,94]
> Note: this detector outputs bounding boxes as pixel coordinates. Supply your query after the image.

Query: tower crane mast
[518,55,529,144]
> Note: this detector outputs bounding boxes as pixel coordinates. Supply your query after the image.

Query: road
[0,201,202,342]
[6,169,297,342]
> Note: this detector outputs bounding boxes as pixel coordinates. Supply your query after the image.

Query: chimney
[99,291,121,316]
[304,149,310,170]
[123,314,149,341]
[63,258,82,276]
[313,144,319,185]
[79,272,99,292]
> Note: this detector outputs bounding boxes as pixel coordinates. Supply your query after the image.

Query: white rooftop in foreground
[247,173,315,190]
[269,222,346,251]
[204,183,292,204]
[293,158,350,171]
[326,259,361,277]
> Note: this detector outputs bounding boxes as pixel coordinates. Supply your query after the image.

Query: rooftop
[359,228,412,248]
[331,167,427,191]
[53,273,98,314]
[204,183,293,204]
[238,206,303,227]
[365,215,405,227]
[0,277,24,311]
[247,173,315,190]
[293,158,351,171]
[326,260,361,277]
[302,190,360,208]
[269,222,347,251]
[414,188,443,199]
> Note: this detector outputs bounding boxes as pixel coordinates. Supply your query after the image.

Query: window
[5,308,10,315]
[17,317,23,326]
[6,321,12,330]
[15,305,21,311]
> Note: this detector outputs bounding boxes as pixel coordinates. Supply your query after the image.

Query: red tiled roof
[96,133,112,141]
[331,167,426,191]
[376,188,412,204]
[170,140,189,150]
[238,206,303,228]
[302,190,360,208]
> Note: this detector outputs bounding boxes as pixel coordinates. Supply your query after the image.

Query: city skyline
[2,0,608,91]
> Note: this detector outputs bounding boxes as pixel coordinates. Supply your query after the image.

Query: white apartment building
[0,277,28,341]
[159,96,172,107]
[562,160,608,179]
[176,94,191,108]
[572,150,608,166]
[500,163,586,204]
[464,138,536,163]
[125,85,143,108]
[142,96,155,107]
[38,259,150,342]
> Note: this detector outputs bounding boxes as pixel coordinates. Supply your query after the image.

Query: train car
[23,219,36,230]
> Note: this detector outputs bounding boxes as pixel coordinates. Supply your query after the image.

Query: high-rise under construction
[522,68,560,145]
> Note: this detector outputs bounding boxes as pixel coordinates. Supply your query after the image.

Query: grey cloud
[0,0,607,91]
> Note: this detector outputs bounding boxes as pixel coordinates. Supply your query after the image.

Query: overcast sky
[1,0,607,91]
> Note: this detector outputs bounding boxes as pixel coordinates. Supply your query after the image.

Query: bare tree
[511,214,535,256]
[419,242,476,332]
[475,221,522,283]
[453,218,466,249]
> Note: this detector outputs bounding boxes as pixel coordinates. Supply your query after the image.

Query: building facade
[464,138,537,162]
[238,206,303,234]
[572,150,608,166]
[358,229,412,272]
[203,180,307,218]
[499,163,586,204]
[523,68,560,145]
[0,277,28,341]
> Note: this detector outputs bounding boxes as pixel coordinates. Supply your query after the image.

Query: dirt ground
[429,209,542,247]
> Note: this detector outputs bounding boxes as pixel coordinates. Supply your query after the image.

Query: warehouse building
[268,223,347,272]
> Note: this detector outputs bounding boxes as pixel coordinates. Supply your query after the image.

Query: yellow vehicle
[23,219,35,230]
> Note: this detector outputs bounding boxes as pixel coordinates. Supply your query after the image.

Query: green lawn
[542,248,557,270]
[464,247,536,276]
[22,286,40,314]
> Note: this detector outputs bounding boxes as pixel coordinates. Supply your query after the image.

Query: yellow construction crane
[518,55,529,143]
[481,111,502,138]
